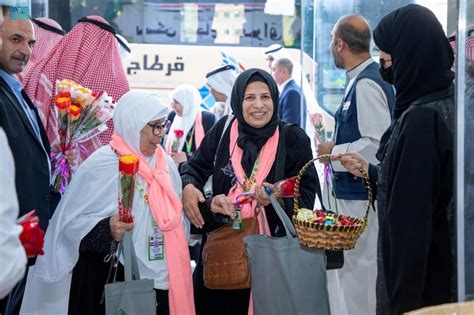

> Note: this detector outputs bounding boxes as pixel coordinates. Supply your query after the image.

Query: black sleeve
[181,116,228,189]
[383,108,453,313]
[285,125,319,212]
[201,111,216,133]
[368,163,379,204]
[79,217,117,254]
[265,125,319,236]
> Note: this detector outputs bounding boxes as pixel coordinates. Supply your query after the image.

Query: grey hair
[275,57,293,75]
[336,15,371,54]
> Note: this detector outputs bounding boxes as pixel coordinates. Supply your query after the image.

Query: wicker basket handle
[293,154,373,222]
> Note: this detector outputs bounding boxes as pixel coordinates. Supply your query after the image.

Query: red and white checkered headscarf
[450,24,474,64]
[23,15,130,154]
[20,18,65,82]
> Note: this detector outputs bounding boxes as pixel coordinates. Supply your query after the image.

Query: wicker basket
[292,154,372,250]
[405,301,474,315]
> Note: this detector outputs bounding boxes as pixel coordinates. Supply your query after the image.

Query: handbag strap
[124,231,141,281]
[265,195,297,239]
[113,231,141,282]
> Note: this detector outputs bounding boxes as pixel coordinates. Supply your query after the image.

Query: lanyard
[136,180,158,230]
[241,156,260,192]
[184,125,195,153]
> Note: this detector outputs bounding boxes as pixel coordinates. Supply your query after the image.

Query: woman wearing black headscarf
[180,68,320,314]
[332,4,455,314]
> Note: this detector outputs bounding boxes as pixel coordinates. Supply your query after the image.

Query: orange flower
[55,97,70,112]
[69,104,82,121]
[119,155,140,175]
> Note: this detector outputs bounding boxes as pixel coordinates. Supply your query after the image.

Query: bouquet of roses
[51,79,114,193]
[17,210,45,257]
[118,154,140,223]
[171,129,184,152]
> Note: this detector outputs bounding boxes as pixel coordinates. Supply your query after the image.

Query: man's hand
[170,152,187,164]
[210,194,236,218]
[331,152,368,178]
[65,143,78,166]
[109,215,134,242]
[51,142,78,166]
[182,184,205,228]
[317,141,335,163]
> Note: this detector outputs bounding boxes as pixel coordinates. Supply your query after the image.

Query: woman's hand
[51,142,78,166]
[210,194,236,219]
[331,152,369,178]
[182,184,205,228]
[109,215,134,242]
[64,144,78,166]
[254,183,274,207]
[170,152,187,164]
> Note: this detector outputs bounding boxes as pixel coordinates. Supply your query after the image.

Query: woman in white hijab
[20,90,195,315]
[165,85,215,166]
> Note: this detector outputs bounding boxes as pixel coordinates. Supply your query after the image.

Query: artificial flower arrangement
[17,210,44,257]
[118,154,140,223]
[51,80,114,193]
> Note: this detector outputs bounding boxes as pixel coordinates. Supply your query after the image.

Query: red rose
[174,129,184,138]
[19,219,45,257]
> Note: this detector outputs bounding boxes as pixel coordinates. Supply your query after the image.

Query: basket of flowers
[292,154,372,250]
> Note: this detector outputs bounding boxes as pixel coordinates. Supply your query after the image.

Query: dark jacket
[369,85,455,314]
[278,79,306,127]
[0,77,58,232]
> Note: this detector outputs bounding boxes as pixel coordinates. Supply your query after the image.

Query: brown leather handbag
[202,215,259,290]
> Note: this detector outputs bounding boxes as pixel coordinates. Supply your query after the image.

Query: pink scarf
[227,120,279,314]
[194,111,205,149]
[227,120,279,221]
[110,132,195,315]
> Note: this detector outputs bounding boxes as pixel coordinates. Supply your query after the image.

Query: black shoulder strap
[213,114,234,166]
[274,124,290,180]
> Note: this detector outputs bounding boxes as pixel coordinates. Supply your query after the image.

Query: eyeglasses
[147,120,170,136]
[379,58,392,68]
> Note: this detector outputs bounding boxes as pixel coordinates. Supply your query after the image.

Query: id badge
[148,232,164,261]
[232,211,243,231]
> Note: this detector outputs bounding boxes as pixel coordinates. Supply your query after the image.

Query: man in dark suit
[0,12,72,314]
[271,57,306,127]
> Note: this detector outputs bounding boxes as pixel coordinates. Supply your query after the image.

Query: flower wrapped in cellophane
[266,176,297,198]
[17,210,45,257]
[310,112,326,145]
[118,155,140,223]
[51,79,114,193]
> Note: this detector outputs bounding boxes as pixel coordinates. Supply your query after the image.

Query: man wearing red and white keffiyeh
[22,15,130,159]
[19,18,65,83]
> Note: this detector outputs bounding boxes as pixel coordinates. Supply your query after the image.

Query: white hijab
[20,91,181,314]
[166,85,202,152]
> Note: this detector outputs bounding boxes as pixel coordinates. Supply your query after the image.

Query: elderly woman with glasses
[20,90,194,315]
